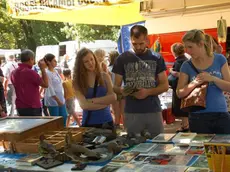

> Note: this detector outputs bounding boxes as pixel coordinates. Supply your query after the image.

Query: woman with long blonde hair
[73,48,116,128]
[177,29,230,134]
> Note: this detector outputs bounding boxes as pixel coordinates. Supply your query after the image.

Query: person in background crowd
[1,57,6,68]
[3,54,18,116]
[177,29,230,134]
[62,54,70,69]
[94,49,108,73]
[170,43,189,132]
[224,57,230,113]
[108,51,125,128]
[112,25,169,138]
[73,48,116,128]
[0,60,7,117]
[55,65,65,80]
[44,53,67,126]
[11,49,48,116]
[212,37,223,54]
[32,62,50,116]
[62,68,81,127]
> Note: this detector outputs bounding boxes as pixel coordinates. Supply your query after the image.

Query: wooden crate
[0,116,63,142]
[15,128,88,153]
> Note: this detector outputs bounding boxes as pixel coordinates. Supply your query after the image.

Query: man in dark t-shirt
[112,25,169,137]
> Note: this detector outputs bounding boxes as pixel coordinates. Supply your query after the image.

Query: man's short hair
[20,49,35,62]
[130,25,148,38]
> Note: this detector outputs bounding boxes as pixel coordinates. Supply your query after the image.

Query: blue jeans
[189,112,230,134]
[17,108,42,116]
[48,105,67,126]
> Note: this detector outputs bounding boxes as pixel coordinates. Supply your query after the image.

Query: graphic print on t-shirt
[124,60,157,89]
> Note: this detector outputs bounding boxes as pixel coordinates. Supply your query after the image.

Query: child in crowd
[62,68,81,127]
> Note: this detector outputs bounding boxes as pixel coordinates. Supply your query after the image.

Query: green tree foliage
[1,0,120,51]
[61,23,120,42]
[0,0,24,49]
[0,0,67,51]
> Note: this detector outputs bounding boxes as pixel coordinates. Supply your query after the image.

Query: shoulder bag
[180,61,208,112]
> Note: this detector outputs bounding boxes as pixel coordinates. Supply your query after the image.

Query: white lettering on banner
[9,0,132,16]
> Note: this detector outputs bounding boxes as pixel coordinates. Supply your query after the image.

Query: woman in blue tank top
[72,48,116,128]
[177,30,230,134]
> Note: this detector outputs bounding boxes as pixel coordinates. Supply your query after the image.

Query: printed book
[191,156,209,168]
[139,165,188,172]
[204,142,230,155]
[152,133,175,143]
[141,154,176,165]
[16,154,42,166]
[97,162,124,172]
[148,144,174,155]
[186,146,205,155]
[168,154,194,166]
[116,162,143,172]
[172,132,197,145]
[148,144,190,155]
[185,167,210,172]
[111,151,139,163]
[132,154,193,166]
[131,154,151,164]
[210,135,230,143]
[190,134,215,146]
[131,143,157,153]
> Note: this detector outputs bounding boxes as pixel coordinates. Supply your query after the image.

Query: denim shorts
[189,112,230,134]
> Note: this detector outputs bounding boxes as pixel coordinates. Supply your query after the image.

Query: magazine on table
[167,154,194,166]
[151,133,175,143]
[138,164,188,172]
[185,167,210,172]
[130,154,152,164]
[111,151,139,163]
[210,135,230,143]
[191,156,209,168]
[148,144,190,155]
[139,154,176,165]
[172,132,197,145]
[204,142,230,156]
[116,162,144,172]
[130,143,157,153]
[96,162,125,172]
[190,134,215,146]
[186,146,205,155]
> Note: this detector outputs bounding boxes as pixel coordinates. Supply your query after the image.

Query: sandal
[176,126,189,132]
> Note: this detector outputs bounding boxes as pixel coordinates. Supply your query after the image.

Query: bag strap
[83,79,98,127]
[188,60,200,74]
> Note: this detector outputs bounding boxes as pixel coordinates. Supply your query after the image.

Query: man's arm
[113,74,123,95]
[133,71,169,99]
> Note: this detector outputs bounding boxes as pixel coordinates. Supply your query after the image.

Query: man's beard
[134,48,147,55]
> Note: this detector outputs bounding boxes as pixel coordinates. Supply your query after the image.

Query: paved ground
[164,119,182,133]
